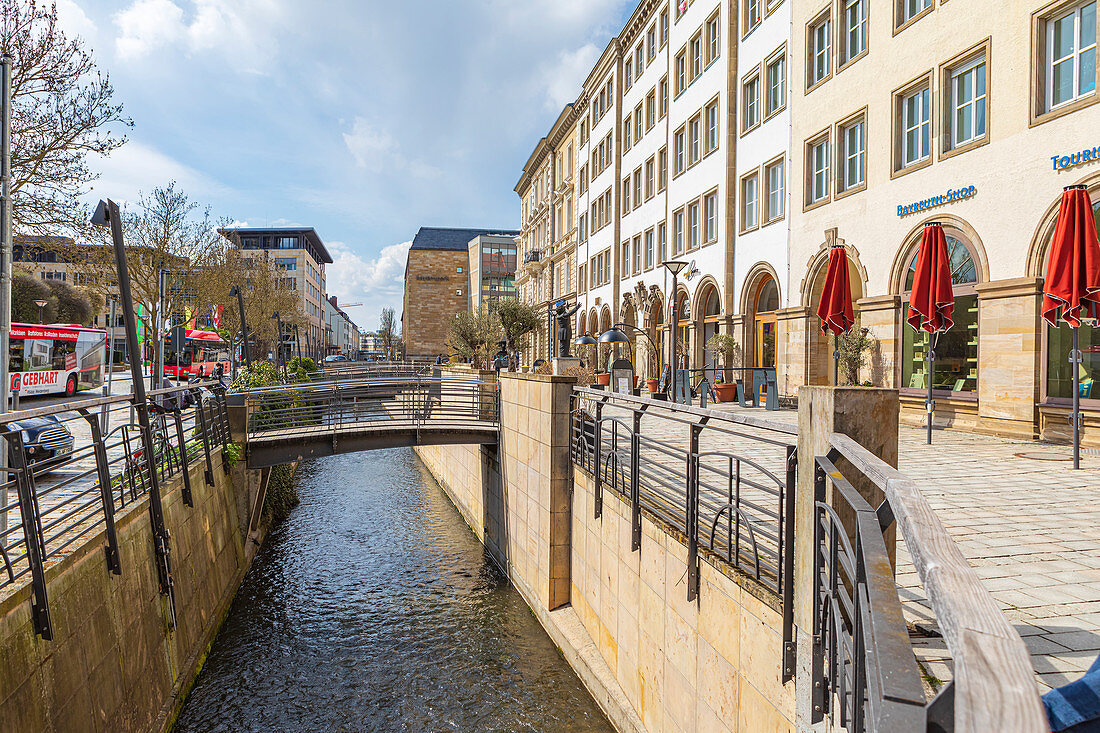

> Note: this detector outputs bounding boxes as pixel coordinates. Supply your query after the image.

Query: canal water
[174,449,614,733]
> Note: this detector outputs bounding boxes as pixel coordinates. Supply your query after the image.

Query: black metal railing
[812,434,1047,733]
[0,379,235,640]
[570,386,798,681]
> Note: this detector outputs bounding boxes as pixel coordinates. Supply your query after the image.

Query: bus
[163,329,232,380]
[7,323,107,397]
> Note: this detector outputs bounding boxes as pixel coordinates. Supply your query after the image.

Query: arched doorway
[899,232,980,394]
[675,290,691,370]
[752,277,779,369]
[806,248,865,385]
[647,289,666,382]
[698,284,721,382]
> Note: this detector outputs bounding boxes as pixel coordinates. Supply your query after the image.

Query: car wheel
[65,376,77,397]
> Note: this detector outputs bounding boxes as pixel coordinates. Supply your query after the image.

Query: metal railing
[0,379,234,640]
[315,360,436,381]
[812,434,1048,733]
[243,376,500,441]
[570,386,798,681]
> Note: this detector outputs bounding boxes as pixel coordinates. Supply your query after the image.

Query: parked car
[6,415,74,467]
[323,354,348,363]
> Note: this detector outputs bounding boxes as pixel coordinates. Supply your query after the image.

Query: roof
[409,227,519,252]
[217,226,334,264]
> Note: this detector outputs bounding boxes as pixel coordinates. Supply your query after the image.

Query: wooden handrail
[829,432,1048,733]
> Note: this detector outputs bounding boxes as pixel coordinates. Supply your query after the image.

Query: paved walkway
[708,401,1100,693]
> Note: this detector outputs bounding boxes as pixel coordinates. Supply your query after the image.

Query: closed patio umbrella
[816,245,856,385]
[907,222,955,445]
[1041,184,1100,469]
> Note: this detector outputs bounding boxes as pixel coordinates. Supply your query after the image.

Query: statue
[555,302,583,358]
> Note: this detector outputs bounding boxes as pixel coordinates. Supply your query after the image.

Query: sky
[53,0,636,331]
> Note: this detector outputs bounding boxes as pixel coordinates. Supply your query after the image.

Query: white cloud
[86,139,228,205]
[543,43,600,110]
[325,239,412,325]
[54,0,99,43]
[114,0,184,61]
[342,117,441,179]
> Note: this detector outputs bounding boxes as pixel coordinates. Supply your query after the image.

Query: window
[808,12,832,87]
[704,191,718,242]
[647,90,657,129]
[765,158,785,222]
[1048,197,1100,401]
[689,115,701,164]
[690,34,703,80]
[901,235,980,394]
[676,50,687,94]
[742,73,760,130]
[633,169,642,208]
[808,135,830,204]
[658,222,668,262]
[276,236,298,248]
[765,49,787,116]
[899,0,932,27]
[578,263,586,292]
[746,0,761,33]
[636,44,645,76]
[635,105,644,141]
[622,177,632,214]
[1048,2,1097,111]
[659,76,669,118]
[622,241,631,279]
[674,128,686,174]
[645,158,655,199]
[633,235,642,274]
[658,147,668,190]
[706,12,720,64]
[688,202,700,249]
[839,116,865,192]
[623,120,632,152]
[661,8,669,47]
[648,25,657,61]
[579,214,587,242]
[645,229,655,269]
[580,119,588,145]
[673,210,685,254]
[706,100,720,153]
[900,82,931,168]
[626,59,634,89]
[741,173,759,230]
[841,0,868,65]
[949,55,987,149]
[579,165,588,194]
[275,257,297,270]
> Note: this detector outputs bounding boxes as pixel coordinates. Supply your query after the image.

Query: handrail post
[782,444,797,683]
[195,402,215,487]
[171,409,194,507]
[686,422,701,602]
[7,430,52,638]
[77,407,124,571]
[811,461,827,723]
[630,408,641,551]
[212,384,231,471]
[593,400,603,519]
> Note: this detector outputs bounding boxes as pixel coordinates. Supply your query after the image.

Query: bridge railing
[242,377,500,440]
[812,434,1047,733]
[569,386,799,681]
[314,361,436,382]
[0,380,235,640]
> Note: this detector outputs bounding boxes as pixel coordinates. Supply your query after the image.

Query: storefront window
[1046,198,1100,401]
[701,288,721,381]
[754,279,778,369]
[900,235,979,393]
[676,294,691,368]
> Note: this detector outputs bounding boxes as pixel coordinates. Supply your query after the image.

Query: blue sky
[55,0,634,330]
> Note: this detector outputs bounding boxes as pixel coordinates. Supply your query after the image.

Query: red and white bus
[163,329,232,380]
[8,323,107,397]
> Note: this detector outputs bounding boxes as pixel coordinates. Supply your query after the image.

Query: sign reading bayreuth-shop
[897,185,977,217]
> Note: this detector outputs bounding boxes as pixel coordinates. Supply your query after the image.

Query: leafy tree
[447,307,498,369]
[47,279,92,324]
[11,271,53,323]
[494,299,539,368]
[3,0,131,235]
[378,307,399,359]
[838,327,874,386]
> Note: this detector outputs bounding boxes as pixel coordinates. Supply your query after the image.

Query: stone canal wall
[416,372,798,733]
[0,448,264,733]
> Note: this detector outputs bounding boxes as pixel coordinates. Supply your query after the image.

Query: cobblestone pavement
[705,401,1100,692]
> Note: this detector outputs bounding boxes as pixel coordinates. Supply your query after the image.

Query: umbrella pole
[927,331,934,445]
[1073,326,1081,470]
[833,333,839,386]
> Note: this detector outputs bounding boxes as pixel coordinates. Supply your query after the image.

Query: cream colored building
[787,0,1100,444]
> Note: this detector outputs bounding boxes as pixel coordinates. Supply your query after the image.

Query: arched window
[900,233,980,394]
[675,292,691,368]
[1046,197,1100,403]
[700,286,722,380]
[753,277,779,369]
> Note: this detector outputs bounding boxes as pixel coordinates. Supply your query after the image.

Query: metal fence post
[687,422,701,602]
[782,444,797,682]
[171,409,194,507]
[7,431,52,638]
[630,409,641,551]
[811,460,827,723]
[78,408,122,573]
[213,384,231,472]
[195,403,215,487]
[593,400,603,519]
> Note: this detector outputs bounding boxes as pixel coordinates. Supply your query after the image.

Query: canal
[174,448,614,733]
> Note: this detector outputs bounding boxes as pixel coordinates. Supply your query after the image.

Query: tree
[378,308,399,360]
[447,307,498,369]
[11,271,52,322]
[838,327,874,386]
[4,0,131,235]
[47,278,92,324]
[495,299,539,369]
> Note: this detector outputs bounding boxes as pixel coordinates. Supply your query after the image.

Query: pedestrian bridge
[240,377,500,468]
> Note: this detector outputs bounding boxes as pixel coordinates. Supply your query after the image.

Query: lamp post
[603,322,659,376]
[229,285,250,366]
[34,299,47,324]
[272,311,284,375]
[573,333,597,371]
[662,260,688,400]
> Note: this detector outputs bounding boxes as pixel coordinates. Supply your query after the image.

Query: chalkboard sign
[657,363,672,394]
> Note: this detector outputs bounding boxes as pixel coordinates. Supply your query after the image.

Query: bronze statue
[555,302,582,357]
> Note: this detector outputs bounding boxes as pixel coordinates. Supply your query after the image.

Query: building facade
[402,227,519,358]
[467,234,518,312]
[218,227,333,355]
[786,0,1100,444]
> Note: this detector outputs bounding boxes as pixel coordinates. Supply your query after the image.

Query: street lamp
[662,260,688,400]
[603,322,659,378]
[229,285,251,366]
[34,299,47,324]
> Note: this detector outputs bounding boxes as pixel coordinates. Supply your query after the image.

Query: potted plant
[705,333,742,403]
[838,327,874,386]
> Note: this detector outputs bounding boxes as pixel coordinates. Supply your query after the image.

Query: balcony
[523,250,541,265]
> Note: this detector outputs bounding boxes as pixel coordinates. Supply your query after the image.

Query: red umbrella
[816,245,855,384]
[907,222,955,444]
[1042,184,1100,468]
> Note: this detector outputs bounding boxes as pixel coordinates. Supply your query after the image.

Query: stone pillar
[857,294,901,388]
[974,277,1042,441]
[498,372,578,611]
[793,386,899,731]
